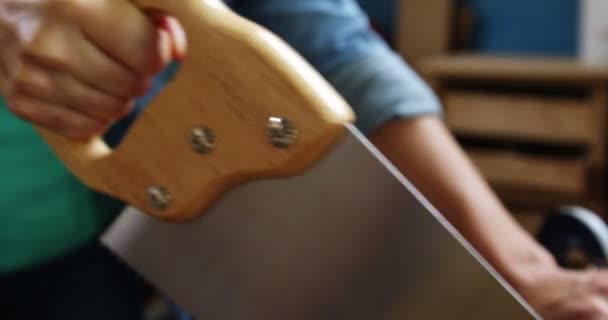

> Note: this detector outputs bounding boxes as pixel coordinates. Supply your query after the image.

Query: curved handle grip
[37,0,355,222]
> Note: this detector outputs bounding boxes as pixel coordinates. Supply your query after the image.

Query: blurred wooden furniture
[418,54,608,217]
[396,0,454,64]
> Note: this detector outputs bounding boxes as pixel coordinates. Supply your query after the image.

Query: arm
[235,0,548,282]
[235,0,608,318]
[235,0,441,135]
[371,116,608,319]
[370,115,554,288]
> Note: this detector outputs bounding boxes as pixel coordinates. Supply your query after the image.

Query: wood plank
[496,186,585,209]
[419,54,608,84]
[468,149,588,195]
[444,91,596,145]
[590,86,608,168]
[589,86,608,217]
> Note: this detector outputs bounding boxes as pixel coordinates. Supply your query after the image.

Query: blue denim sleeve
[234,0,442,135]
[107,0,442,144]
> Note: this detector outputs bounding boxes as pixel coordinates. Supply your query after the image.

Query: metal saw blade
[101,124,539,319]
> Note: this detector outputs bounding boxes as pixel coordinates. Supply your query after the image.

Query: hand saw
[37,0,540,318]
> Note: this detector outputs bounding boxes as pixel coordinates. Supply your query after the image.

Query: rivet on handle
[268,117,298,148]
[147,186,172,211]
[191,127,216,154]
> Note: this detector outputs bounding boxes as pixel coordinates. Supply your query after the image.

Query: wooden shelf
[416,53,608,216]
[444,91,596,145]
[419,54,608,84]
[468,149,589,196]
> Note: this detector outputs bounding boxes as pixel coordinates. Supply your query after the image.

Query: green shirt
[0,98,122,275]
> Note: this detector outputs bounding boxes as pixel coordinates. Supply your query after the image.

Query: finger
[588,270,608,298]
[66,0,170,76]
[543,297,608,320]
[163,15,187,60]
[14,61,136,122]
[144,10,187,61]
[21,18,151,99]
[0,28,19,94]
[53,72,137,122]
[0,65,12,95]
[0,61,19,96]
[6,89,105,140]
[586,296,608,320]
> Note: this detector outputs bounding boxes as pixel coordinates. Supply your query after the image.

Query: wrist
[492,236,558,292]
[453,202,557,291]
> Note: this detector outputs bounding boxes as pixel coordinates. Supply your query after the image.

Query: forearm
[370,115,555,288]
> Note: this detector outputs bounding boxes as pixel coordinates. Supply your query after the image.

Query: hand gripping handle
[37,0,355,221]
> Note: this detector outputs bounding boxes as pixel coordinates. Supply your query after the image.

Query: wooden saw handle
[37,0,355,221]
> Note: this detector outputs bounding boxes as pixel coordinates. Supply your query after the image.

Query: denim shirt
[108,0,441,145]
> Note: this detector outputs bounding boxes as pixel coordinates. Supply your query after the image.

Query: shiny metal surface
[102,124,539,319]
[268,117,298,148]
[191,126,216,154]
[146,186,172,211]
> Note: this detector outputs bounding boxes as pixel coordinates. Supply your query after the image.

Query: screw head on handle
[268,117,298,148]
[191,127,216,154]
[147,186,171,211]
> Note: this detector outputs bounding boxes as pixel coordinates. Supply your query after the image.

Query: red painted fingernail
[153,15,171,31]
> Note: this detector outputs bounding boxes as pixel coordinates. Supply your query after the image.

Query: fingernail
[151,13,187,61]
[167,17,187,61]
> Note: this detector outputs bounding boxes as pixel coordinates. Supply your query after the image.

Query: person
[1,0,607,319]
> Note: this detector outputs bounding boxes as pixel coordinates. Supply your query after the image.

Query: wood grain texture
[590,86,608,169]
[469,149,588,196]
[444,91,595,145]
[419,54,608,84]
[38,0,355,221]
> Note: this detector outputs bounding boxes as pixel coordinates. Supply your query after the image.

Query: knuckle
[38,109,65,131]
[6,94,37,122]
[21,46,70,73]
[20,22,72,73]
[13,68,52,97]
[7,95,61,131]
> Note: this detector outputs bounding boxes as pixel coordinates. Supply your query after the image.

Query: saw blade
[102,124,539,319]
